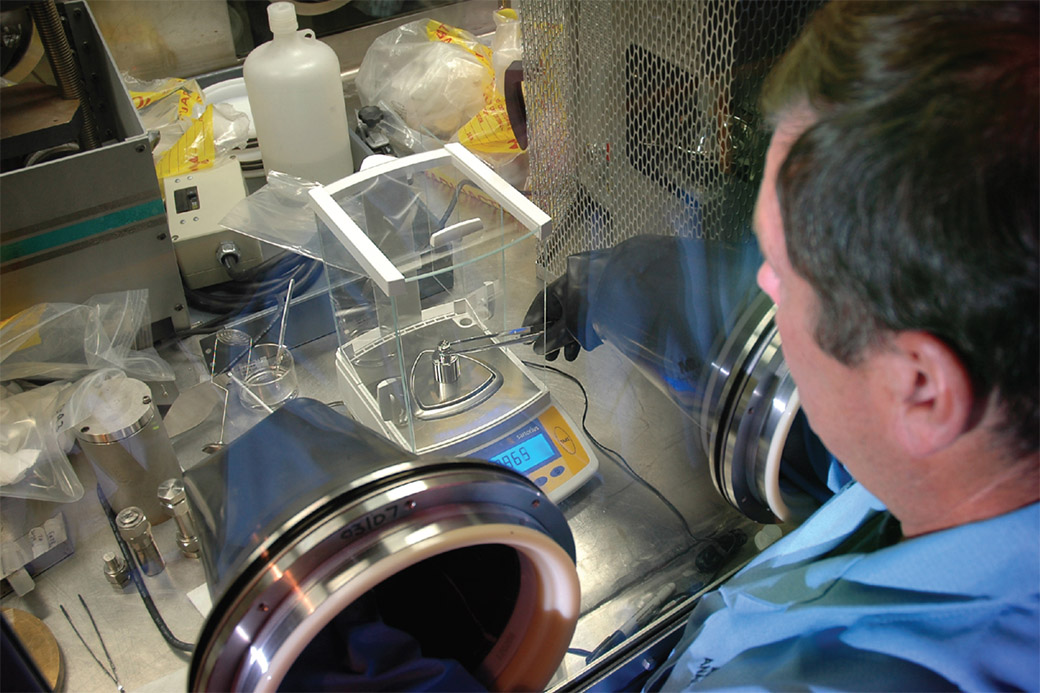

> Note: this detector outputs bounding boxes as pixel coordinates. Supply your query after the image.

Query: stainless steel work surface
[0,314,766,692]
[0,0,806,685]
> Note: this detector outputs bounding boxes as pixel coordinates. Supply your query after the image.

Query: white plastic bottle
[243,2,353,184]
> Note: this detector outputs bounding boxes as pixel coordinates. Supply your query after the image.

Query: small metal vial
[102,551,130,588]
[157,479,200,559]
[116,506,165,576]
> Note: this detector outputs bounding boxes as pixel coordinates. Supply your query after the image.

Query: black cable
[219,253,254,282]
[177,252,323,338]
[184,253,319,314]
[96,485,195,653]
[522,360,696,538]
[217,251,317,293]
[438,178,481,227]
[184,251,317,307]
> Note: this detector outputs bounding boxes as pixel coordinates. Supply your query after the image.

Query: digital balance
[308,144,598,502]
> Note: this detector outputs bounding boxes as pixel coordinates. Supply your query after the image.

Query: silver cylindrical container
[74,377,182,525]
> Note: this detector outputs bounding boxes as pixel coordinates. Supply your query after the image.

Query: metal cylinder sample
[116,506,165,576]
[102,551,130,588]
[157,479,200,559]
[433,343,461,384]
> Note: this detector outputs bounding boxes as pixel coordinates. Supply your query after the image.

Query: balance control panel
[470,403,598,502]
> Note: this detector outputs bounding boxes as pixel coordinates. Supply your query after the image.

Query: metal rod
[60,603,124,691]
[448,328,545,356]
[218,383,229,445]
[277,278,295,349]
[28,0,101,149]
[78,594,122,690]
[447,325,538,347]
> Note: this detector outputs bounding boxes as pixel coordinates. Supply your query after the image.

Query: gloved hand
[523,235,762,417]
[522,250,609,361]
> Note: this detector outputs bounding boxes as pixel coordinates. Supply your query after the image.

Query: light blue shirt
[656,482,1040,691]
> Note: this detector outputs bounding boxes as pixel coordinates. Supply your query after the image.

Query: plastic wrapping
[57,369,133,439]
[356,16,526,185]
[124,74,205,127]
[153,103,251,180]
[219,165,440,269]
[365,101,441,157]
[0,290,175,383]
[0,291,174,501]
[0,381,82,502]
[219,171,323,259]
[122,73,251,180]
[356,20,493,141]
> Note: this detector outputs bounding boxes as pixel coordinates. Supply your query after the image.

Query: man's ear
[887,331,975,458]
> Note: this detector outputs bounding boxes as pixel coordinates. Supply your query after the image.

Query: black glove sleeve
[524,234,765,419]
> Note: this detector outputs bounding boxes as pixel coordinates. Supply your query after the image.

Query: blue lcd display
[478,422,560,476]
[489,435,555,474]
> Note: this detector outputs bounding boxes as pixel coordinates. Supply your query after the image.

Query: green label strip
[1,198,166,264]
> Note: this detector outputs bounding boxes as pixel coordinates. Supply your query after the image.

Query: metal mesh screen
[521,0,821,277]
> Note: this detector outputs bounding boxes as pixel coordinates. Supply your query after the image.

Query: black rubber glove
[522,249,610,361]
[524,235,763,417]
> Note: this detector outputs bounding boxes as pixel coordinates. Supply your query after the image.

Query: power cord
[180,250,323,337]
[522,360,695,538]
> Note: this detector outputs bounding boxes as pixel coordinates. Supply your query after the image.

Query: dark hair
[762,1,1039,455]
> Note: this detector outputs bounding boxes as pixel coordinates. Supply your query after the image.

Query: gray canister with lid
[74,377,182,524]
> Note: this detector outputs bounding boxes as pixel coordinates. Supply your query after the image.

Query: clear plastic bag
[219,171,323,259]
[365,100,443,156]
[219,165,436,269]
[0,290,175,383]
[356,20,493,141]
[0,381,82,502]
[121,72,251,180]
[55,369,129,440]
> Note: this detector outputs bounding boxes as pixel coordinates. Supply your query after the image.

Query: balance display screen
[490,435,555,475]
[477,420,561,476]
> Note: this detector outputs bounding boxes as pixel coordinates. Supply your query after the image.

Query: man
[656,2,1039,687]
[530,1,1038,689]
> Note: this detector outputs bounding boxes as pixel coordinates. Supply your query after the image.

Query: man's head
[758,1,1038,461]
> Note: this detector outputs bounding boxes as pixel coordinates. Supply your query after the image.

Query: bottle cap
[267,2,298,35]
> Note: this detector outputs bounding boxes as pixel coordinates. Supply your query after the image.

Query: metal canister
[74,377,182,525]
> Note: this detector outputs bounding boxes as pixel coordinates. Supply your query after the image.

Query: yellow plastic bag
[154,104,218,179]
[123,73,248,184]
[456,10,523,156]
[125,75,205,126]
